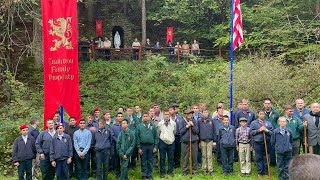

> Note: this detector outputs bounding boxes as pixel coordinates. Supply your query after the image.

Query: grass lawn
[0,157,278,180]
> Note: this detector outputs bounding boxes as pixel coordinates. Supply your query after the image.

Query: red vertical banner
[166,27,174,43]
[42,0,81,128]
[96,20,103,37]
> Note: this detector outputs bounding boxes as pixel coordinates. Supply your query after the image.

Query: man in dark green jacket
[116,119,136,180]
[136,113,158,180]
[284,105,304,157]
[125,107,140,169]
[263,98,280,166]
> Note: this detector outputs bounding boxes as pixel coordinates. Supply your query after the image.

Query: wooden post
[91,44,96,61]
[178,46,180,63]
[139,44,142,61]
[263,132,272,180]
[304,117,308,153]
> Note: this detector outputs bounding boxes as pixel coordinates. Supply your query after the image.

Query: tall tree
[142,0,146,45]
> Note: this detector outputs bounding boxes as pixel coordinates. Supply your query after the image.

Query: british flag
[232,0,244,51]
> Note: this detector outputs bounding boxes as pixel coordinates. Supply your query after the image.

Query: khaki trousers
[238,143,251,174]
[200,141,213,172]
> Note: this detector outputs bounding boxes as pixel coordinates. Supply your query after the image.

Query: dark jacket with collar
[198,117,215,141]
[64,125,79,145]
[50,133,73,161]
[218,125,236,148]
[36,130,55,155]
[28,126,40,141]
[235,109,256,128]
[250,120,274,143]
[180,118,199,143]
[271,127,293,154]
[13,136,36,162]
[92,128,114,151]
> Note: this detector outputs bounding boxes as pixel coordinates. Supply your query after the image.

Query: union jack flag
[232,0,244,51]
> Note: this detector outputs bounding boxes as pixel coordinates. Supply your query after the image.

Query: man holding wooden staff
[179,109,199,176]
[303,103,320,155]
[250,109,274,179]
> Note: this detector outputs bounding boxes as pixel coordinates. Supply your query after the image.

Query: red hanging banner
[166,27,174,43]
[96,20,103,37]
[42,0,81,128]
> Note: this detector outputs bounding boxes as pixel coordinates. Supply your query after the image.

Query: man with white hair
[303,103,320,154]
[293,99,310,121]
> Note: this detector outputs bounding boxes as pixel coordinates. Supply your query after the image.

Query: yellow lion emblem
[48,17,73,51]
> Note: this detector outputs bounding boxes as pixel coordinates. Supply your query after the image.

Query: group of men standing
[12,98,320,180]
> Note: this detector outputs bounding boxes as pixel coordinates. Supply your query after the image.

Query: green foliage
[1,56,320,177]
[148,0,320,60]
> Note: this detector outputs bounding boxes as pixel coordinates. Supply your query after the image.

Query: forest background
[0,0,319,177]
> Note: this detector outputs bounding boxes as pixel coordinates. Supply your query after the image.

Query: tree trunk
[141,0,146,45]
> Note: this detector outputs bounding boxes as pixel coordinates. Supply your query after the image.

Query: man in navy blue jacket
[169,103,184,168]
[92,120,114,180]
[250,109,274,179]
[271,117,293,180]
[110,113,123,179]
[13,124,36,180]
[50,123,73,180]
[36,120,56,180]
[198,109,215,175]
[218,115,236,176]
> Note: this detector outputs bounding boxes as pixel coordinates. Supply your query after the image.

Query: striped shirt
[236,126,251,144]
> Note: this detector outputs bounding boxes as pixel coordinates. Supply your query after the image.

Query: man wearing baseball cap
[13,124,36,180]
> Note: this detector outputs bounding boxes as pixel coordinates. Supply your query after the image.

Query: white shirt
[158,119,176,145]
[22,135,28,144]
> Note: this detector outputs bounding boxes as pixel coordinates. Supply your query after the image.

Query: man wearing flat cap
[180,108,199,176]
[13,124,36,180]
[236,117,251,176]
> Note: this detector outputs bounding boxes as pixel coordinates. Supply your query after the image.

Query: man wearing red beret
[13,124,36,180]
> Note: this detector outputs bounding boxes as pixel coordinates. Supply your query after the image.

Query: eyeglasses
[79,122,85,124]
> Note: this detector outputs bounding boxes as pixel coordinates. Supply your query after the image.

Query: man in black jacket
[180,109,199,176]
[13,124,36,180]
[64,117,79,178]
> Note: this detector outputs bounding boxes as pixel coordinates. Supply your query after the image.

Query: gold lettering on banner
[48,17,73,51]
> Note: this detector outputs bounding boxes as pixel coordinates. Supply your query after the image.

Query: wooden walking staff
[263,131,272,180]
[189,127,193,179]
[303,117,308,153]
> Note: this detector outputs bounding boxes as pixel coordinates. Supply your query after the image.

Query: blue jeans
[253,141,270,175]
[277,152,292,180]
[75,153,89,180]
[55,159,69,180]
[96,149,111,180]
[140,144,154,177]
[220,146,234,173]
[159,140,175,175]
[40,155,55,180]
[174,135,181,167]
[18,160,32,180]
